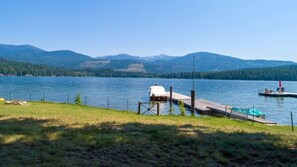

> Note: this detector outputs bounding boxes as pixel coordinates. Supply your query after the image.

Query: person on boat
[265,88,268,93]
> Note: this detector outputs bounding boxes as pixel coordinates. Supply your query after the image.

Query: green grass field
[0,102,296,166]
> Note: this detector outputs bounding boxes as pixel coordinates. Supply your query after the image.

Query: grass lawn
[0,102,296,166]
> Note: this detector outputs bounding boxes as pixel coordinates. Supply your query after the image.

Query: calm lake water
[0,76,296,125]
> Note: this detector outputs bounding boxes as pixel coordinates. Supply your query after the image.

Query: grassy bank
[0,102,296,166]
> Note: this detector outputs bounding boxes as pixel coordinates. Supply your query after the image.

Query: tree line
[0,58,83,76]
[0,58,154,78]
[160,65,297,81]
[1,58,297,81]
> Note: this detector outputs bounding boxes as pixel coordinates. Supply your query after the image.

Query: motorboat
[149,84,167,101]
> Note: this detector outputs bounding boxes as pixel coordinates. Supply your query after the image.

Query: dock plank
[166,92,229,112]
[166,92,276,124]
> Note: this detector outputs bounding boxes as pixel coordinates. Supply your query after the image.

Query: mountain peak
[97,54,140,60]
[0,44,45,52]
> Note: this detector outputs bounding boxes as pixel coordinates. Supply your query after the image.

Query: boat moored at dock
[149,84,168,101]
[232,107,266,118]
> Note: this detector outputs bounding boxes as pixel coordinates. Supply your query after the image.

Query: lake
[0,76,296,125]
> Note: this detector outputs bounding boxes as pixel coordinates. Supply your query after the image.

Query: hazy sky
[1,0,297,61]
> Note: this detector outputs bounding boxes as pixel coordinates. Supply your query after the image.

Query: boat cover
[149,86,166,97]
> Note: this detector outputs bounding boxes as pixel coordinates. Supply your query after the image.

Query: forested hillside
[160,65,297,81]
[0,58,153,78]
[2,57,297,81]
[0,58,81,76]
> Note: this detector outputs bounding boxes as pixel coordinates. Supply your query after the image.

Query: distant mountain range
[96,54,175,61]
[0,44,92,69]
[2,57,297,81]
[0,44,296,73]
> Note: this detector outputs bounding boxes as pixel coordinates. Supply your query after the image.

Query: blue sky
[1,0,297,61]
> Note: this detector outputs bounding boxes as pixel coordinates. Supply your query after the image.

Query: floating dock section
[259,92,297,98]
[166,92,276,125]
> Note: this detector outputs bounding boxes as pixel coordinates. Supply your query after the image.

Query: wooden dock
[166,92,276,125]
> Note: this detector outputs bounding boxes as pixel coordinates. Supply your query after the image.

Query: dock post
[107,97,110,109]
[157,103,160,115]
[229,108,233,118]
[9,90,12,100]
[291,112,294,133]
[253,106,255,121]
[191,90,195,116]
[43,93,46,102]
[170,86,173,103]
[225,106,227,116]
[169,86,173,114]
[29,93,32,102]
[138,102,141,114]
[127,99,129,111]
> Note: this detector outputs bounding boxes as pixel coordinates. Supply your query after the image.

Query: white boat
[149,85,167,101]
